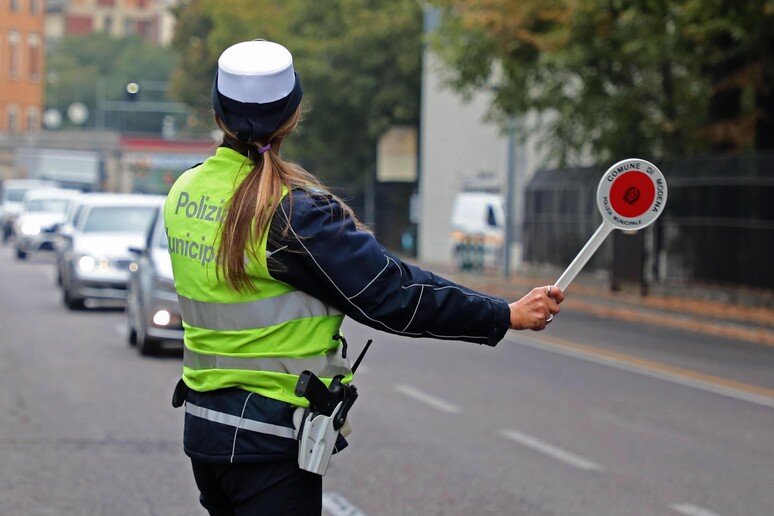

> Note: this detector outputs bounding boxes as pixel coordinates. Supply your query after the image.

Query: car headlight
[152,310,172,326]
[78,255,96,272]
[20,223,41,236]
[77,255,110,272]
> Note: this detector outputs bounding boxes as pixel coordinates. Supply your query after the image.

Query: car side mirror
[128,246,145,255]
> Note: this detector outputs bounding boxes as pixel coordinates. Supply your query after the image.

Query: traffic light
[126,82,140,102]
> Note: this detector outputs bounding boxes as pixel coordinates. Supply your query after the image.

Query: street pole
[503,117,517,277]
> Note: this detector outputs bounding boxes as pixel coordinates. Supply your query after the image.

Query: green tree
[46,33,180,133]
[429,0,774,164]
[168,0,422,196]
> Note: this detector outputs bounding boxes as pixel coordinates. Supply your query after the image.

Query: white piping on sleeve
[401,285,424,333]
[386,255,403,278]
[348,258,390,300]
[281,204,418,336]
[281,202,494,342]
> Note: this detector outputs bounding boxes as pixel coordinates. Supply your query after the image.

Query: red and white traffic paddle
[554,158,668,292]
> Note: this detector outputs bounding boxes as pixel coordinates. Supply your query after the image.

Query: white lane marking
[515,335,774,410]
[323,491,367,516]
[114,324,125,337]
[498,429,603,471]
[394,384,462,414]
[670,503,723,516]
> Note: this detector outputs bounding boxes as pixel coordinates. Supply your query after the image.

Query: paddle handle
[555,221,614,292]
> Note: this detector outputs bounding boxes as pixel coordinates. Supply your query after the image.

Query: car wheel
[15,248,27,260]
[128,327,138,346]
[137,334,161,356]
[126,306,138,346]
[136,316,161,356]
[63,286,85,310]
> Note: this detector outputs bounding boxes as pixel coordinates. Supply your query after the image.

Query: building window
[28,33,41,81]
[137,20,152,39]
[8,31,21,79]
[65,15,94,35]
[7,105,19,133]
[10,0,19,12]
[124,18,135,36]
[26,107,40,131]
[31,0,40,15]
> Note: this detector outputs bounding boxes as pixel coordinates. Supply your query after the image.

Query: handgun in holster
[294,337,371,476]
[294,370,357,475]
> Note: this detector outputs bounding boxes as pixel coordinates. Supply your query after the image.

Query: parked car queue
[2,186,184,356]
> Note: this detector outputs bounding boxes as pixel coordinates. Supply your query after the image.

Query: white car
[58,193,165,310]
[13,188,81,260]
[1,179,58,242]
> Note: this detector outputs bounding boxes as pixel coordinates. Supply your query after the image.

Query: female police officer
[164,39,563,515]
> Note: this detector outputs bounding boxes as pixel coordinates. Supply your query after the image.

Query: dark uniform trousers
[191,459,322,515]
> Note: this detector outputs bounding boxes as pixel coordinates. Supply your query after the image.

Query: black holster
[172,378,189,408]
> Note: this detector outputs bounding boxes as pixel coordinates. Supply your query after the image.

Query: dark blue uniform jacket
[268,189,511,345]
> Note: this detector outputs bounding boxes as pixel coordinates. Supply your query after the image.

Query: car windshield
[82,206,158,234]
[7,188,28,202]
[27,198,70,213]
[153,222,168,249]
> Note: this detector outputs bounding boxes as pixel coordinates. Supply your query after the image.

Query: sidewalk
[424,263,774,348]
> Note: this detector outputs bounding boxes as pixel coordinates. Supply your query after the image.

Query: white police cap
[212,39,303,142]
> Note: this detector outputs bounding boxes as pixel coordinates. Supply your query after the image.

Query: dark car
[126,204,183,355]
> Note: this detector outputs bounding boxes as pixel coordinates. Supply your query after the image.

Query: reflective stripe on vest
[178,291,343,331]
[184,346,352,378]
[186,402,296,439]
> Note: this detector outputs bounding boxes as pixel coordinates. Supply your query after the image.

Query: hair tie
[257,143,272,154]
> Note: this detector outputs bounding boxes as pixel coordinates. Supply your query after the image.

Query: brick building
[0,0,46,133]
[46,0,177,47]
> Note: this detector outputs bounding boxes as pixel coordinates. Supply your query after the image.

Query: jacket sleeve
[266,190,511,346]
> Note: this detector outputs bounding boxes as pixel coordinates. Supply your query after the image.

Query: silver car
[1,179,58,242]
[58,193,164,310]
[13,188,81,260]
[126,204,183,355]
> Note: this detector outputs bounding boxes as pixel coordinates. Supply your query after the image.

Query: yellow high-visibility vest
[164,147,351,406]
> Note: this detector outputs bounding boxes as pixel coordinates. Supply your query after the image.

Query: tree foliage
[430,0,774,164]
[46,33,179,131]
[169,0,423,193]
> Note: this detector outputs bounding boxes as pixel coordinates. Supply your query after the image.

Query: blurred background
[2,0,773,297]
[1,2,773,516]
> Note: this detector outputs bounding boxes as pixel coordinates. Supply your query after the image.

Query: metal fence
[523,154,774,291]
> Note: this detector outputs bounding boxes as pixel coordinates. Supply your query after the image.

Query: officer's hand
[508,285,565,331]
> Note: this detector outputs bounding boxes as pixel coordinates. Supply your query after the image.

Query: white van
[449,192,505,270]
[0,179,58,242]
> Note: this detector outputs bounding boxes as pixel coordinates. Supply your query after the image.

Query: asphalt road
[1,246,772,516]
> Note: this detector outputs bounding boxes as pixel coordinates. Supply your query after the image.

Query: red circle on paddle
[609,171,655,218]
